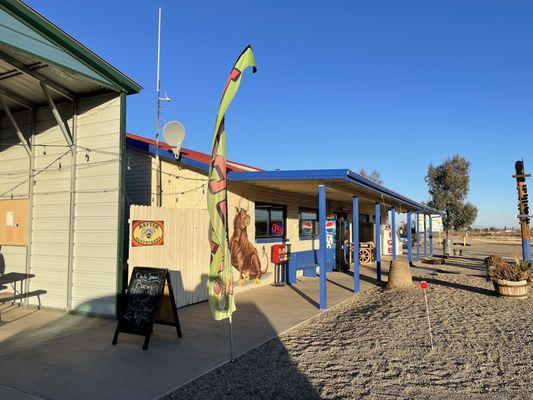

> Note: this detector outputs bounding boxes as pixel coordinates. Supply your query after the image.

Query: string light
[0,149,70,198]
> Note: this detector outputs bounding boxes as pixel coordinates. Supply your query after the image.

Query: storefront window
[299,208,318,238]
[255,203,286,239]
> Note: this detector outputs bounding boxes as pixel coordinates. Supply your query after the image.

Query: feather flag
[207,46,257,320]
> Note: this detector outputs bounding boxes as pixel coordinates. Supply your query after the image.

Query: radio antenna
[155,7,171,206]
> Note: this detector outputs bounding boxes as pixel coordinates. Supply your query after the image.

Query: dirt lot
[165,253,532,400]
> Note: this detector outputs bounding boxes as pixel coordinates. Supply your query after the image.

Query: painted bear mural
[230,204,269,285]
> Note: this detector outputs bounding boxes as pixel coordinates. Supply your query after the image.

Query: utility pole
[514,160,531,264]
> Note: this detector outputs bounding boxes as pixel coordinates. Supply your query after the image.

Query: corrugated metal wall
[0,109,30,278]
[29,102,73,309]
[71,94,121,315]
[0,93,122,315]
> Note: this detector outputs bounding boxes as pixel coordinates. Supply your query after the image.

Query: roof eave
[1,0,142,94]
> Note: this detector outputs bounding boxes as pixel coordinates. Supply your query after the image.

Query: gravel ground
[165,270,532,400]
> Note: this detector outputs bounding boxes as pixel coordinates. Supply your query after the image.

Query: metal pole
[352,196,360,293]
[155,7,162,206]
[228,315,234,362]
[375,203,381,282]
[407,211,412,264]
[423,290,434,350]
[391,208,396,260]
[24,107,36,307]
[318,185,327,310]
[66,101,77,311]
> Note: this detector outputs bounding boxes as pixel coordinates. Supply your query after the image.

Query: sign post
[420,281,434,350]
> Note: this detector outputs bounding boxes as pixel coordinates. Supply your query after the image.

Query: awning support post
[352,195,360,293]
[423,214,427,257]
[318,185,327,310]
[391,208,397,260]
[416,213,420,260]
[375,202,381,282]
[429,214,433,256]
[0,96,31,156]
[407,211,413,264]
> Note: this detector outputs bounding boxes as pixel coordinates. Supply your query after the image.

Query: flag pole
[228,315,234,362]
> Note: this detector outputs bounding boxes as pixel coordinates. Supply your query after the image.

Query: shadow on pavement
[287,283,319,308]
[0,292,321,400]
[412,275,497,297]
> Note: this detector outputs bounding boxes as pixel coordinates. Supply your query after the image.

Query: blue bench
[288,250,318,284]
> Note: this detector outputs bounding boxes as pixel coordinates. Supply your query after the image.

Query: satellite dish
[162,120,186,159]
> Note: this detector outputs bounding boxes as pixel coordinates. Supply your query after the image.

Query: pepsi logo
[271,223,283,236]
[302,220,313,234]
[325,220,336,235]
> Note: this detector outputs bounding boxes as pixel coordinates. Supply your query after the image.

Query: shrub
[485,256,529,282]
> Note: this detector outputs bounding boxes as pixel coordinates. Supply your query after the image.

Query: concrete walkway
[0,256,437,400]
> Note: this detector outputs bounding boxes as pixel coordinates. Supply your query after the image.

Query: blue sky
[27,0,533,228]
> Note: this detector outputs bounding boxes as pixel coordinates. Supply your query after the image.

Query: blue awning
[228,169,439,214]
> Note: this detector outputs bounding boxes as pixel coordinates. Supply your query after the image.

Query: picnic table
[0,272,36,307]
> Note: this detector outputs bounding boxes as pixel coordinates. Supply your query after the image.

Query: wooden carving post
[514,160,531,264]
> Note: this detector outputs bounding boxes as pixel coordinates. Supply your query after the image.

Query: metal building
[0,1,141,316]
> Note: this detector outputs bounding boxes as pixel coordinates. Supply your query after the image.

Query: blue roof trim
[229,169,437,213]
[228,169,348,181]
[126,136,209,173]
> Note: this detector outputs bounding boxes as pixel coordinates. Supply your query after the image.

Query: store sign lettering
[132,220,165,247]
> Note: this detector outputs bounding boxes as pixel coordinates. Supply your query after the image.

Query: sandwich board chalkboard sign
[112,267,182,350]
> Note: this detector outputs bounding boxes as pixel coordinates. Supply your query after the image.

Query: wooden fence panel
[128,205,210,308]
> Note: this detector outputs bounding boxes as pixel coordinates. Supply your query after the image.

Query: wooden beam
[0,96,31,156]
[0,49,75,101]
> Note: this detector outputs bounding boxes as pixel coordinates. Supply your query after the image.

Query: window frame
[299,207,319,240]
[254,202,287,242]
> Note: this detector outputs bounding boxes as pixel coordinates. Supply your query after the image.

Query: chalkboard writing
[121,268,166,332]
[112,267,182,350]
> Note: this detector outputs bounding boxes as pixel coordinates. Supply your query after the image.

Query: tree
[426,155,478,236]
[358,168,383,185]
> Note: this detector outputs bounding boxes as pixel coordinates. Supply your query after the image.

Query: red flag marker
[420,281,428,290]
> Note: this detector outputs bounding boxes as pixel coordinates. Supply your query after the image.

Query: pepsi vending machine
[325,219,336,272]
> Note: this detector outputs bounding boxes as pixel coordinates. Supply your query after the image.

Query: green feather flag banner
[207,46,256,321]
